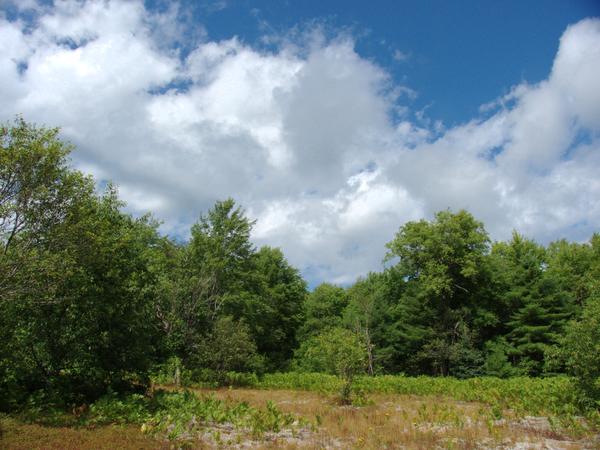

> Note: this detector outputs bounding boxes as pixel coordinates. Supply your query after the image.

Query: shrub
[292,327,367,404]
[560,295,600,408]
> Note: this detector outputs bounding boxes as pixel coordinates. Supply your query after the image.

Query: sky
[1,0,600,287]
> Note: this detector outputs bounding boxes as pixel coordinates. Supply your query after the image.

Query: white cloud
[1,1,599,286]
[551,18,600,130]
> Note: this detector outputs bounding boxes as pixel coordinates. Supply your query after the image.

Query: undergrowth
[256,372,600,434]
[18,389,306,445]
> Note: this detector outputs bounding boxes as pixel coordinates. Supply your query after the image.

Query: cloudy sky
[1,0,600,286]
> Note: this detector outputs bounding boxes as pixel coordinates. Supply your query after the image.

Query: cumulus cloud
[0,1,599,286]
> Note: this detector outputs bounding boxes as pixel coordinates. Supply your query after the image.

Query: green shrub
[189,369,259,388]
[559,295,600,408]
[292,327,367,404]
[151,357,193,387]
[258,372,579,417]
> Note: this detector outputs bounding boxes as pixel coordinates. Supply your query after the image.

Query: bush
[151,357,192,387]
[560,295,600,408]
[291,327,367,404]
[189,369,259,388]
[195,316,265,375]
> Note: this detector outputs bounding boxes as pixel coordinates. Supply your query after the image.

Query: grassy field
[1,374,599,449]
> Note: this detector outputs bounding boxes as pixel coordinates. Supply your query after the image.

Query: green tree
[488,233,549,374]
[0,119,163,407]
[250,246,306,370]
[384,210,490,375]
[199,316,263,374]
[296,283,348,342]
[1,118,86,303]
[293,327,367,404]
[163,199,258,366]
[344,272,386,375]
[187,198,256,320]
[2,185,162,405]
[559,292,600,408]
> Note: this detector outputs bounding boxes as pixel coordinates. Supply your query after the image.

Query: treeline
[1,119,599,410]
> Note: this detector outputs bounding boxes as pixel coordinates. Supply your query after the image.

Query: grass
[178,387,600,448]
[258,373,583,418]
[0,416,162,450]
[1,388,309,449]
[2,374,599,448]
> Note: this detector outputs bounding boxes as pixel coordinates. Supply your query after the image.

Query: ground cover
[1,374,599,449]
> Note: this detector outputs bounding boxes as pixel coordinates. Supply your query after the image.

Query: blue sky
[1,0,600,286]
[148,0,600,124]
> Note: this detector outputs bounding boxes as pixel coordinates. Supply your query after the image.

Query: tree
[250,246,306,370]
[385,210,490,305]
[1,117,87,303]
[384,210,490,375]
[296,283,348,342]
[487,233,589,375]
[163,201,309,371]
[344,273,385,375]
[199,316,262,374]
[559,292,600,408]
[164,199,257,366]
[0,119,163,407]
[187,198,256,318]
[489,233,549,374]
[293,327,367,404]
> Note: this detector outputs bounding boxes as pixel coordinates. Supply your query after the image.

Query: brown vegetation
[3,388,596,449]
[0,417,163,450]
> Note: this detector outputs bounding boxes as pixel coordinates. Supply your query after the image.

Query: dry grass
[0,417,164,450]
[2,388,598,449]
[196,388,598,449]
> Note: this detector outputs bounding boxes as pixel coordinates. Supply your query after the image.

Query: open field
[2,377,599,449]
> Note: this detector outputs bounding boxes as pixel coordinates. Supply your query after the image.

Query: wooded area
[1,118,599,413]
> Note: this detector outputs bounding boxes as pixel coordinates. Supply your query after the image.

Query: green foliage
[292,327,367,404]
[344,273,385,375]
[197,316,264,374]
[258,372,579,418]
[150,357,193,387]
[419,322,483,378]
[296,283,348,341]
[90,390,298,443]
[488,233,582,375]
[382,210,491,376]
[188,199,255,301]
[160,200,305,372]
[88,392,151,425]
[483,339,517,378]
[385,209,490,301]
[145,391,298,442]
[1,117,80,258]
[559,294,600,408]
[0,119,162,407]
[250,246,307,370]
[293,327,366,379]
[3,117,600,416]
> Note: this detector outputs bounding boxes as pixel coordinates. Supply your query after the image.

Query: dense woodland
[1,118,599,411]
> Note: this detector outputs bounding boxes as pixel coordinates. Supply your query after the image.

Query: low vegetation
[2,381,599,449]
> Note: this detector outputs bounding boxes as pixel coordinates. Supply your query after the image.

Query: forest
[1,118,599,448]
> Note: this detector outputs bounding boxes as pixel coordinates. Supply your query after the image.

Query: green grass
[154,369,594,422]
[256,373,584,418]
